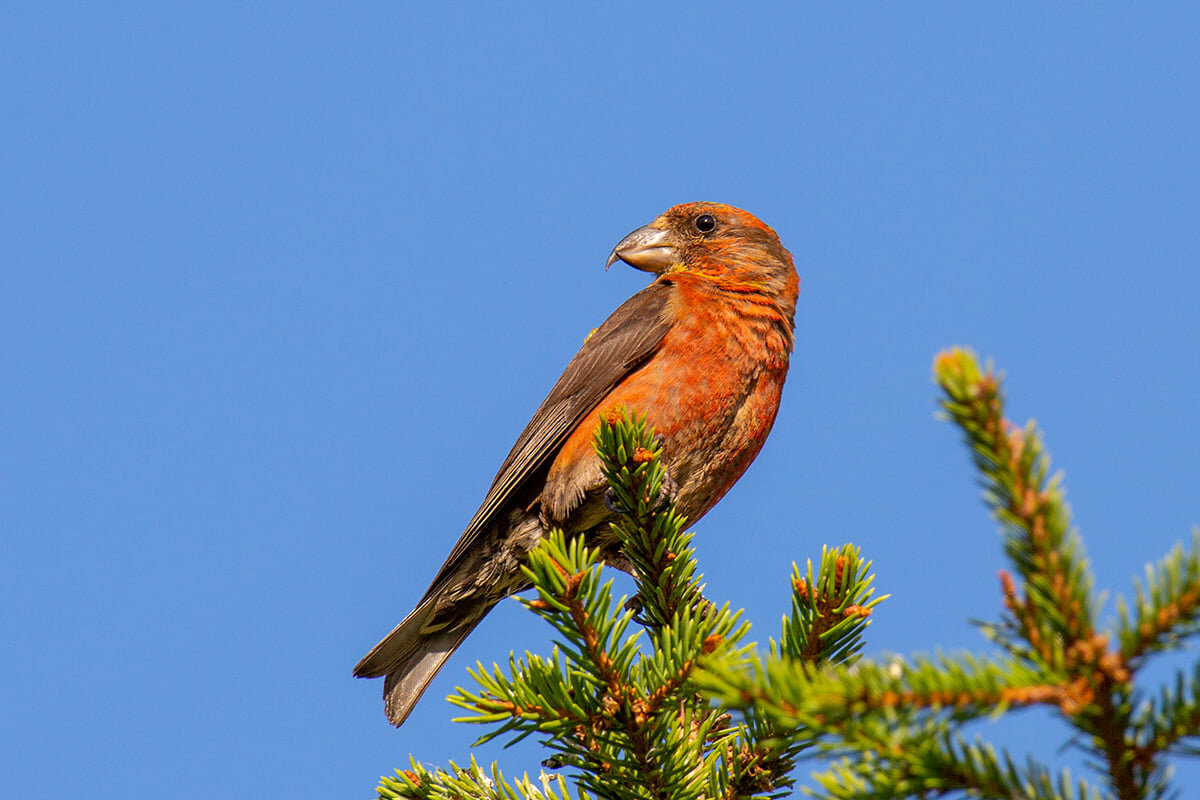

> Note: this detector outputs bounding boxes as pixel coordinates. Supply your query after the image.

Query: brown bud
[631,698,649,725]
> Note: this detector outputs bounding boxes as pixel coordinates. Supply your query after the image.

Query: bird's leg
[653,468,678,511]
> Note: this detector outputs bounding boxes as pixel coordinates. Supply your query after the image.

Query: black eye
[694,214,717,234]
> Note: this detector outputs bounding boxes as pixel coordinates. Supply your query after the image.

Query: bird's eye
[694,214,717,234]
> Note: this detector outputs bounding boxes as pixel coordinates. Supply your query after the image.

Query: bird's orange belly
[545,335,787,527]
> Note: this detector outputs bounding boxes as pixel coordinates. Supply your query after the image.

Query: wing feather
[422,280,673,594]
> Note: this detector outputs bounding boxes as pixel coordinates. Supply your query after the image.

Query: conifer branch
[379,756,584,800]
[377,355,1198,800]
[701,649,1057,732]
[1117,529,1200,664]
[777,547,887,667]
[402,413,764,799]
[932,348,1200,800]
[593,408,703,630]
[935,349,1153,799]
[814,735,1105,800]
[1131,660,1200,763]
[934,348,1095,661]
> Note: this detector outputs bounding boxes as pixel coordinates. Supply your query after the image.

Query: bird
[354,202,800,726]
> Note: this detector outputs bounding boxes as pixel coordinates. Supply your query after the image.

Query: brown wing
[422,280,674,595]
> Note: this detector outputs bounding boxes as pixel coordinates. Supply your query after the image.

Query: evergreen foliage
[375,352,1200,799]
[379,410,879,798]
[702,349,1200,799]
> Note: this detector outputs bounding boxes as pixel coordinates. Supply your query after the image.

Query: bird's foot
[603,486,624,514]
[623,589,713,629]
[653,469,678,512]
[603,469,678,515]
[624,592,654,627]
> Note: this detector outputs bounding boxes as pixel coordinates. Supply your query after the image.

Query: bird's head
[606,201,798,318]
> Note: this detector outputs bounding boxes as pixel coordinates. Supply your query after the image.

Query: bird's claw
[605,469,678,515]
[625,593,651,626]
[624,591,710,628]
[653,470,679,512]
[604,486,624,514]
[624,593,644,615]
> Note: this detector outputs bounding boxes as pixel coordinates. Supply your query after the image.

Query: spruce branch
[691,350,1197,799]
[394,412,780,800]
[814,736,1105,800]
[776,546,887,666]
[593,409,703,630]
[379,756,585,800]
[701,649,1058,733]
[932,348,1200,800]
[376,353,1198,800]
[1131,659,1200,762]
[934,347,1095,661]
[1117,529,1200,664]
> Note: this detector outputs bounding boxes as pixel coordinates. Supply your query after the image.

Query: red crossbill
[355,202,799,726]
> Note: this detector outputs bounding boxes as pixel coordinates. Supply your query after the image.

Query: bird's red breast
[543,202,798,527]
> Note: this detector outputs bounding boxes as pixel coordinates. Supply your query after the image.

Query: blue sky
[3,3,1198,797]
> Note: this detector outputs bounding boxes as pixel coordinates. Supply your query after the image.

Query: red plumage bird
[354,202,799,726]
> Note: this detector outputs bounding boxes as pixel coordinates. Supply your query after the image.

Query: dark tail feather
[354,597,488,727]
